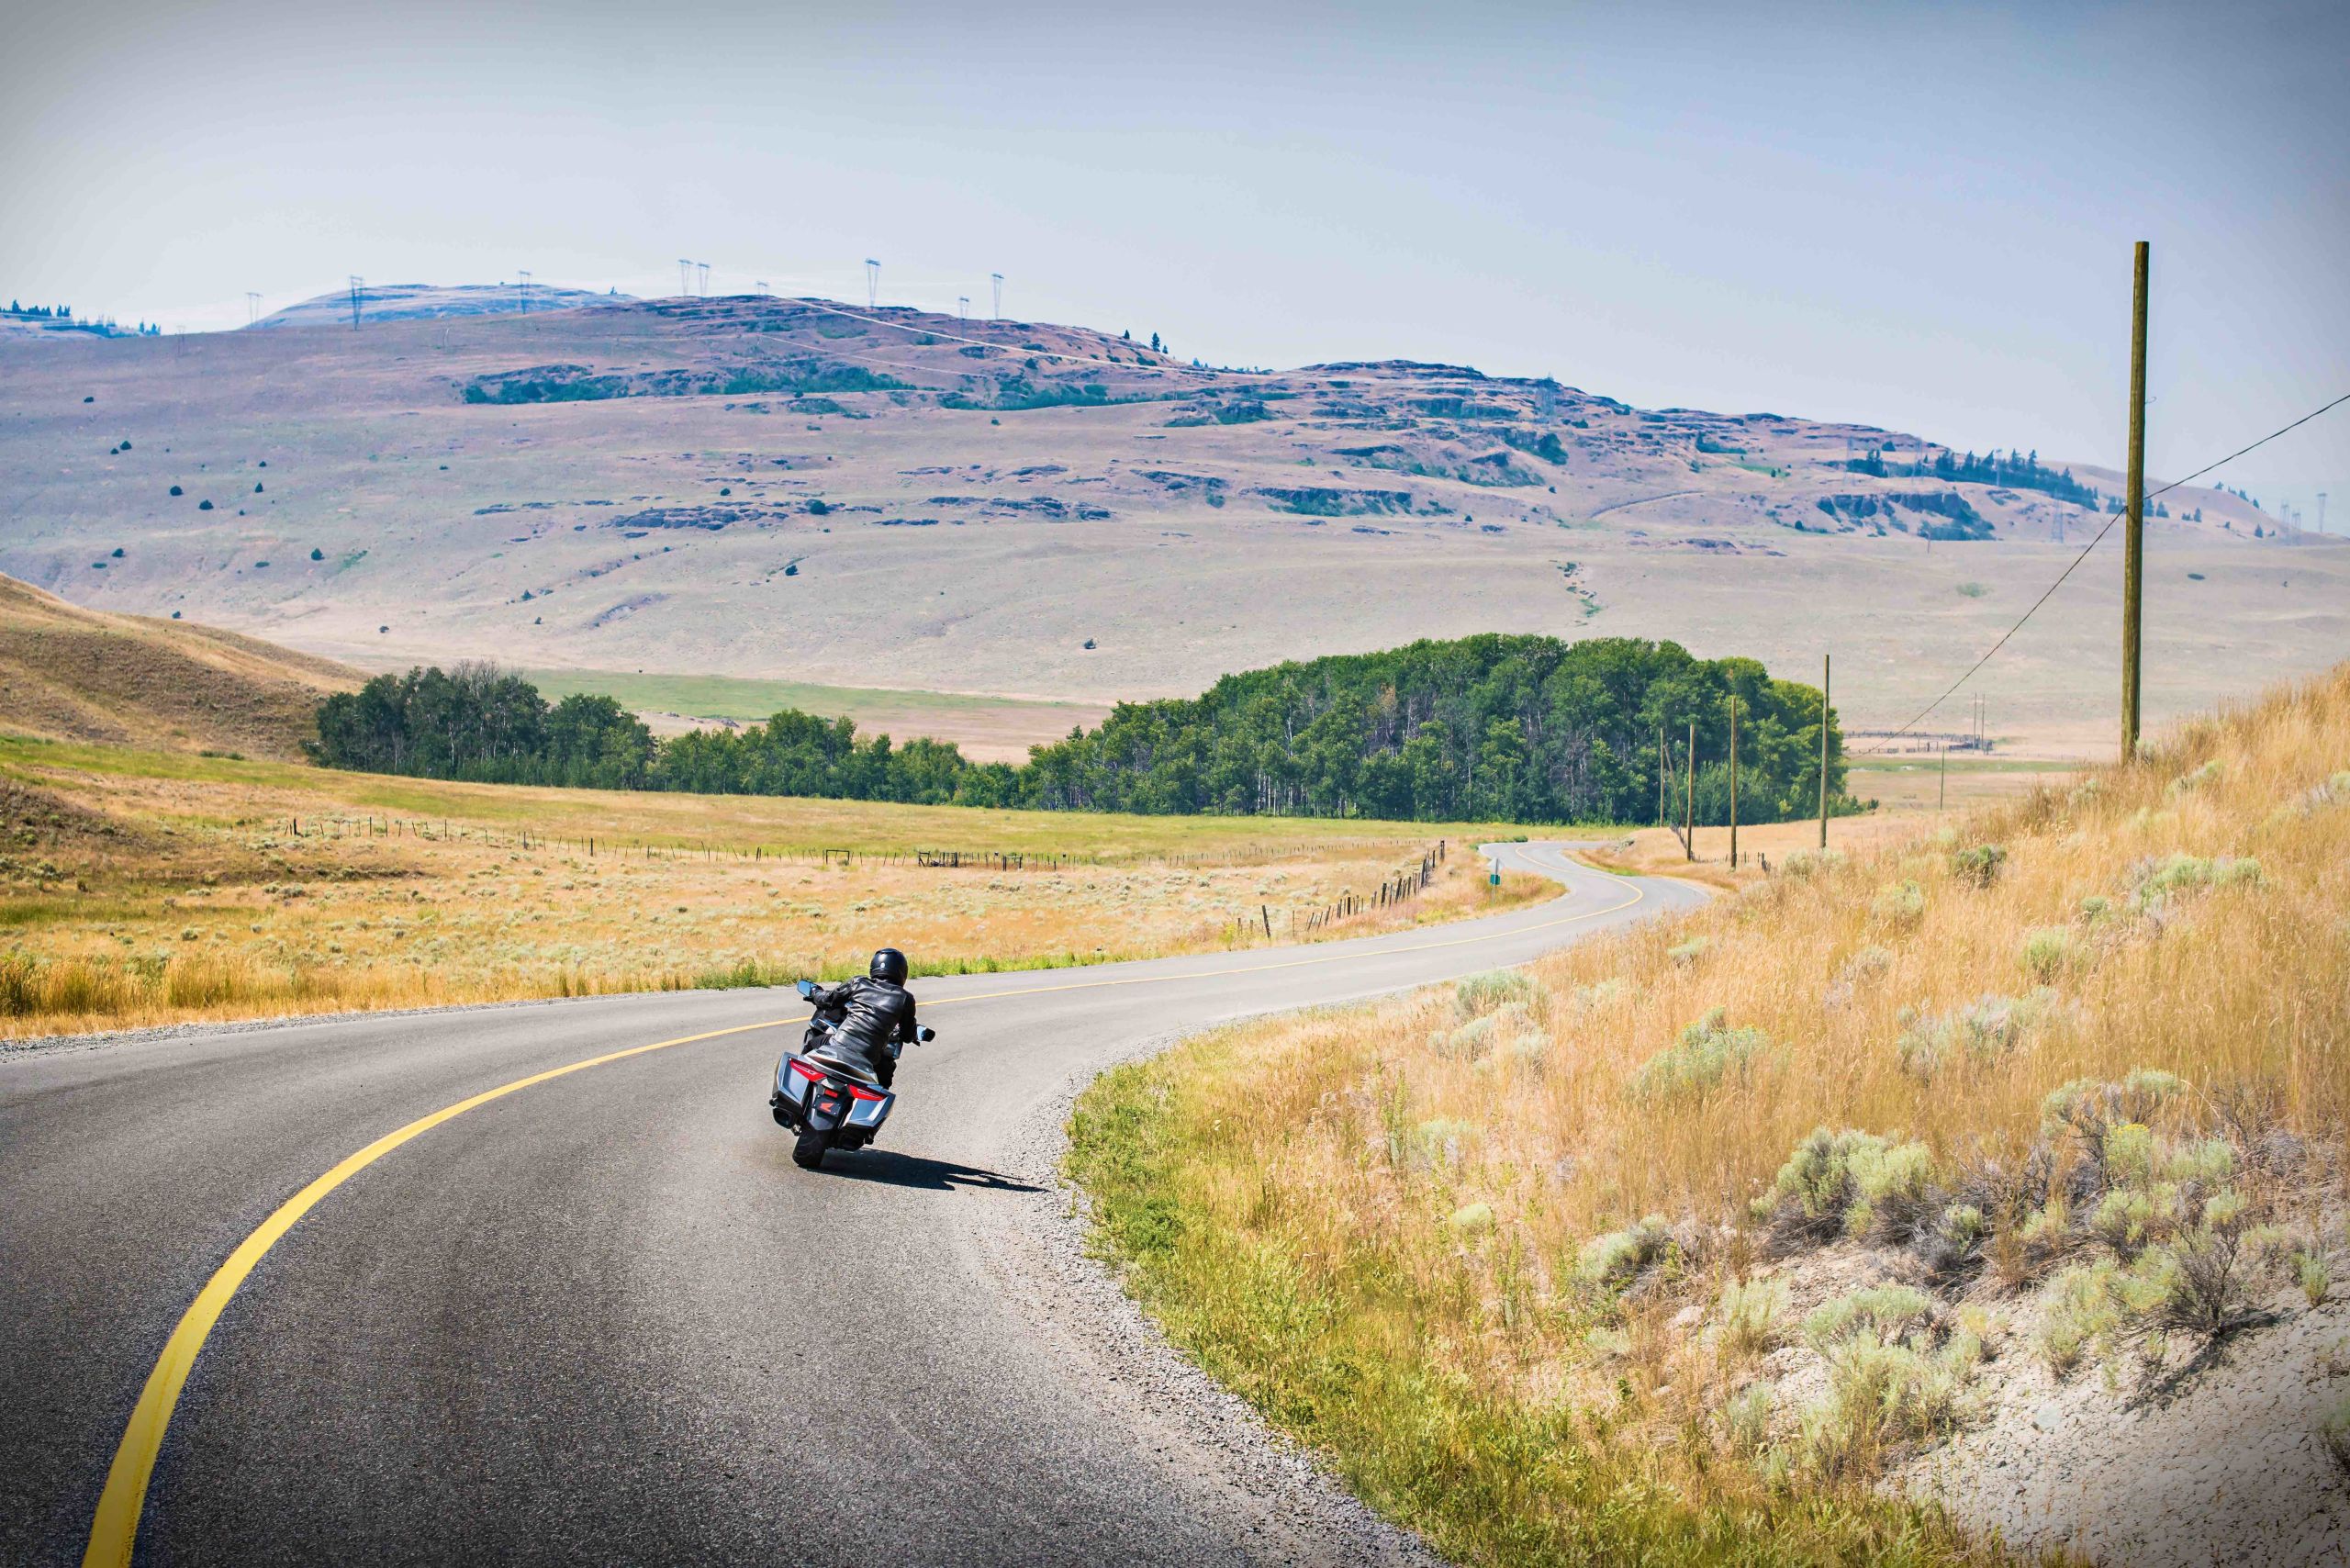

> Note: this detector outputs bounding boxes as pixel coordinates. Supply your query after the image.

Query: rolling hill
[0,574,360,759]
[1,292,2338,755]
[251,283,636,330]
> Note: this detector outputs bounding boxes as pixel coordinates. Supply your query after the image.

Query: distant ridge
[251,282,635,330]
[0,290,2322,754]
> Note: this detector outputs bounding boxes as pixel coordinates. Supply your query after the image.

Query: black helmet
[868,946,908,984]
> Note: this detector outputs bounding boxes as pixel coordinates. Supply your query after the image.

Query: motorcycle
[769,978,934,1170]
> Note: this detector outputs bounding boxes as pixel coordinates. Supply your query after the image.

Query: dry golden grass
[1579,757,2084,890]
[0,573,359,759]
[0,734,1543,1036]
[1072,664,2350,1564]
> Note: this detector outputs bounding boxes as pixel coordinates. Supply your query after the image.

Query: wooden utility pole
[1729,694,1740,870]
[2121,239,2150,761]
[1939,745,1948,813]
[1818,654,1830,849]
[1684,720,1696,862]
[1657,725,1667,828]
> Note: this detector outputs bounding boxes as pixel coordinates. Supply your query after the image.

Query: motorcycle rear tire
[791,1128,834,1170]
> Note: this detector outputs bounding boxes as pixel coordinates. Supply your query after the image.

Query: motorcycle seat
[805,1050,883,1086]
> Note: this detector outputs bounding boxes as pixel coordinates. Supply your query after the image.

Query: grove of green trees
[1842,446,2100,508]
[310,636,1850,825]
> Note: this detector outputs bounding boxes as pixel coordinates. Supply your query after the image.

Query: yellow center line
[84,869,1653,1564]
[81,1018,792,1567]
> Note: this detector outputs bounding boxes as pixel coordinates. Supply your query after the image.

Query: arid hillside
[1075,664,2350,1565]
[0,573,358,759]
[3,295,2339,754]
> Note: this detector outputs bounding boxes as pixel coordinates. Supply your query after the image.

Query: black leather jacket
[805,977,919,1087]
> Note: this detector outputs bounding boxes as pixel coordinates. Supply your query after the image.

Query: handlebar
[792,981,934,1045]
[793,984,936,1047]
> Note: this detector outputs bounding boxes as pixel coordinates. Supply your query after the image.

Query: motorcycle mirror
[796,979,814,999]
[918,1026,936,1042]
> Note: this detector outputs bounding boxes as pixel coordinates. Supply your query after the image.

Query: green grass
[0,733,315,789]
[510,666,1102,731]
[0,897,145,929]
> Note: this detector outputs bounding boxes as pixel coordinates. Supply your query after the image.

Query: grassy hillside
[3,296,2331,754]
[0,574,358,759]
[0,732,1546,1036]
[1071,665,2350,1564]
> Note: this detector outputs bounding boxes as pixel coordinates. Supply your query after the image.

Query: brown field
[0,734,1544,1037]
[1072,664,2350,1564]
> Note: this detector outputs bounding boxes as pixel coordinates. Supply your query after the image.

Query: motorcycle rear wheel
[791,1128,834,1170]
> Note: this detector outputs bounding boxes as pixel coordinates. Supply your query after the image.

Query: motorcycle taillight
[788,1058,825,1083]
[845,1083,887,1103]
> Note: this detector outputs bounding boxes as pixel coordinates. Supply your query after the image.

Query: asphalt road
[0,843,1705,1566]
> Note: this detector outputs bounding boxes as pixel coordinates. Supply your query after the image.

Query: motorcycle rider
[802,948,920,1088]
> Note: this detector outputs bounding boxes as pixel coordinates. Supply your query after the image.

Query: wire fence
[263,815,1438,873]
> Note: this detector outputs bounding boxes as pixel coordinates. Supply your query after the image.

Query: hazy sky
[6,0,2344,508]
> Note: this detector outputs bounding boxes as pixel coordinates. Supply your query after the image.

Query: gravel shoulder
[982,1026,1444,1566]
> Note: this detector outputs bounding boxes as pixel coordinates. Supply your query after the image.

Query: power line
[780,293,1251,381]
[1859,389,2350,755]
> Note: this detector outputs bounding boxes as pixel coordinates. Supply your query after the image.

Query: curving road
[0,844,1704,1566]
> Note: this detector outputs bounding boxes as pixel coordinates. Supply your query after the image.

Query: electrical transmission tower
[677,259,692,297]
[2320,492,2330,535]
[517,270,532,312]
[864,259,879,308]
[697,262,711,296]
[348,276,364,330]
[957,296,968,319]
[990,272,1003,319]
[755,280,770,297]
[245,292,261,326]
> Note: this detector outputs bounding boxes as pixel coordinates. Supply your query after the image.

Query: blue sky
[5,0,2344,511]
